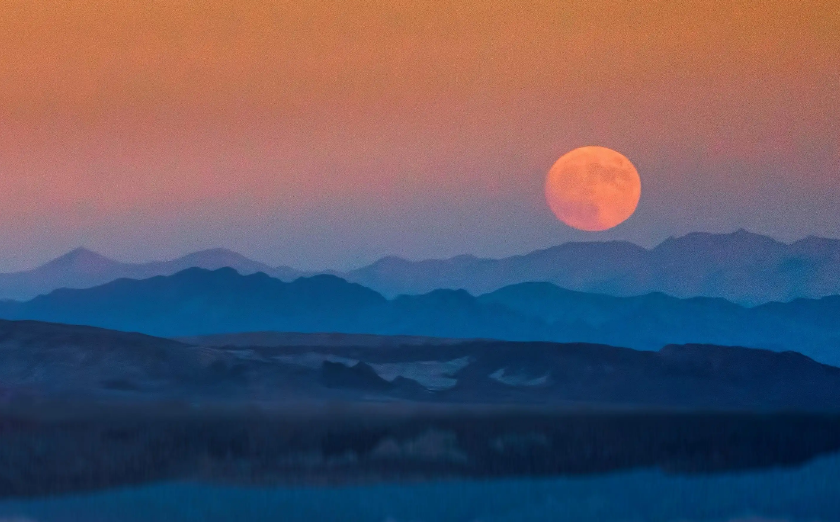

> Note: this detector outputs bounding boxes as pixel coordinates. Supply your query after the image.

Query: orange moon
[545,146,641,231]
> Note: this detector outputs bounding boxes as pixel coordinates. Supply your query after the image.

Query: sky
[0,0,838,272]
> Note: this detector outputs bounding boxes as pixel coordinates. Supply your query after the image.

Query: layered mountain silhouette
[0,247,304,301]
[3,230,840,304]
[0,269,384,338]
[0,268,838,365]
[338,230,840,304]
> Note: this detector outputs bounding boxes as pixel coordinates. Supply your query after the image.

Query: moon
[545,146,641,231]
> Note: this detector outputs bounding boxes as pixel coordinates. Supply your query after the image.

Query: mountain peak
[176,248,253,262]
[183,247,240,256]
[59,247,103,258]
[362,256,413,271]
[40,248,121,273]
[164,248,272,274]
[654,230,785,254]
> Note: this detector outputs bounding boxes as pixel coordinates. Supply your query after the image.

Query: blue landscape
[1,0,838,520]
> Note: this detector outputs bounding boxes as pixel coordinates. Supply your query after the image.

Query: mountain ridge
[0,248,305,301]
[341,230,840,303]
[0,267,838,365]
[4,230,840,304]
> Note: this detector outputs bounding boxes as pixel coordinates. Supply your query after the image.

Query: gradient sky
[0,0,838,271]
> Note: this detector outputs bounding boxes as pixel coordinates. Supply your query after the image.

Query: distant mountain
[477,282,840,364]
[0,268,386,338]
[0,248,305,301]
[338,230,840,304]
[3,318,840,412]
[4,230,840,304]
[0,268,839,365]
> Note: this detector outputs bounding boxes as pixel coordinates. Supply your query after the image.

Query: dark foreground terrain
[3,319,840,500]
[3,319,840,410]
[2,404,840,498]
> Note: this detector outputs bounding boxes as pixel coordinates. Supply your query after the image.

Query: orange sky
[0,0,838,270]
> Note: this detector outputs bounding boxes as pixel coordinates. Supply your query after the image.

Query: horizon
[5,226,840,274]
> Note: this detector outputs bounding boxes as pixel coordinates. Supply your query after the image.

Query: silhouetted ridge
[42,247,116,268]
[339,230,840,304]
[0,268,385,338]
[0,247,307,301]
[2,267,840,365]
[5,231,840,304]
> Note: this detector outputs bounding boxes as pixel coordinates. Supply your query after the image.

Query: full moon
[545,146,641,231]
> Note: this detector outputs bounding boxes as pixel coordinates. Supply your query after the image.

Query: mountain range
[0,267,838,365]
[0,247,303,301]
[3,230,840,304]
[338,230,840,304]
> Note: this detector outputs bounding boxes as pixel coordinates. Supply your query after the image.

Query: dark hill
[2,318,840,412]
[0,268,385,338]
[0,268,839,365]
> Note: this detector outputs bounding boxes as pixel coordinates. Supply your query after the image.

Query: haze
[0,0,837,271]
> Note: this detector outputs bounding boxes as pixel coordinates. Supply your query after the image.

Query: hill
[0,269,839,365]
[2,318,840,411]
